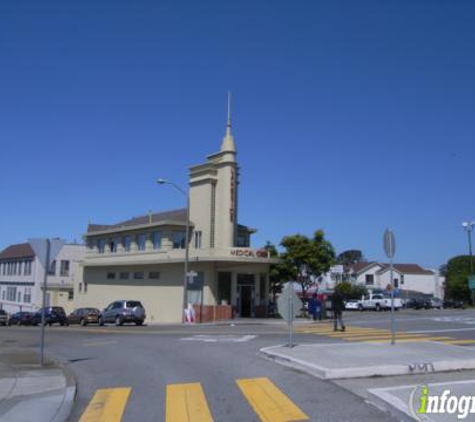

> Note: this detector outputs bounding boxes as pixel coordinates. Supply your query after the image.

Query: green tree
[279,230,336,299]
[263,241,285,300]
[335,282,368,300]
[445,256,472,302]
[337,249,365,266]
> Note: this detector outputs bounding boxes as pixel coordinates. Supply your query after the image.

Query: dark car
[406,298,431,310]
[99,300,146,326]
[443,300,465,309]
[8,311,35,326]
[0,309,8,326]
[32,307,68,326]
[67,308,101,326]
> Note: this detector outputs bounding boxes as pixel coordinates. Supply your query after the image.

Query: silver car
[99,300,146,326]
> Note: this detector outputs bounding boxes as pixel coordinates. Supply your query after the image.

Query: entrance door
[238,285,254,317]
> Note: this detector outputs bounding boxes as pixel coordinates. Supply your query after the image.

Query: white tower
[189,93,239,249]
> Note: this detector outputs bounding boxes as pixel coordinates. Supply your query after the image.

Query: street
[3,308,475,421]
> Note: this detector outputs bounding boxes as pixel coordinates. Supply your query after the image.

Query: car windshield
[126,301,143,308]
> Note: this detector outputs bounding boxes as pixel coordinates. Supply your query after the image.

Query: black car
[8,311,35,326]
[32,307,69,326]
[0,309,8,326]
[443,300,465,309]
[406,298,431,310]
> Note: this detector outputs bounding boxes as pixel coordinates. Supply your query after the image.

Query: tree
[263,241,285,300]
[279,230,336,300]
[335,282,368,300]
[444,256,472,302]
[337,249,365,267]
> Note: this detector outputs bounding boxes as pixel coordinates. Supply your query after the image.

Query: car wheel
[358,305,363,311]
[99,317,104,326]
[375,304,381,312]
[135,321,143,326]
[115,316,123,326]
[80,318,86,327]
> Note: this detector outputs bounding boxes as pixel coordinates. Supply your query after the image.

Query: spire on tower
[221,91,236,152]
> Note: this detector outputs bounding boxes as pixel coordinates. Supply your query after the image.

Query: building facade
[76,107,277,323]
[0,243,85,314]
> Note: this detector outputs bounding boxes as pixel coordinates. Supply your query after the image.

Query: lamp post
[157,178,190,322]
[463,221,474,305]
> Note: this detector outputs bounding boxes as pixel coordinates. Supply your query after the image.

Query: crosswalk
[78,377,309,422]
[294,323,475,345]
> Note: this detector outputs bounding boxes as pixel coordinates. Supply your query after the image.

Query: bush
[445,256,472,303]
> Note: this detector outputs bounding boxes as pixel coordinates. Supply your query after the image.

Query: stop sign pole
[384,228,396,345]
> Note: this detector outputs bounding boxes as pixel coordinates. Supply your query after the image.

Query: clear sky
[1,0,474,269]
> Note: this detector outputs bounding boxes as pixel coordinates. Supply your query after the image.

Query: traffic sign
[383,228,396,259]
[277,284,301,324]
[28,238,65,269]
[468,276,475,291]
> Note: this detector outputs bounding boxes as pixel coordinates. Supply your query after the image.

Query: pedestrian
[315,295,322,321]
[331,290,346,332]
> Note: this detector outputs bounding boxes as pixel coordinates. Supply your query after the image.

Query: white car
[345,300,361,311]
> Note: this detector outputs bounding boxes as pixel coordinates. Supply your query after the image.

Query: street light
[462,221,474,305]
[157,178,191,322]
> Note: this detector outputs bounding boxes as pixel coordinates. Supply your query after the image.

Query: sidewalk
[0,348,75,422]
[261,341,475,380]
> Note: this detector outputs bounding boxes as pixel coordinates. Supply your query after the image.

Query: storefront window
[217,272,232,305]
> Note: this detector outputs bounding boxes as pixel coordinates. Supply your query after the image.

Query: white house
[347,261,444,298]
[0,242,85,314]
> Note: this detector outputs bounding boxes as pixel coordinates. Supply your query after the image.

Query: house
[0,242,85,314]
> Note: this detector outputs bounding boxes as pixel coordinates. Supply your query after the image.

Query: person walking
[308,294,322,322]
[331,290,346,332]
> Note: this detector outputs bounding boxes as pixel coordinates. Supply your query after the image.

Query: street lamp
[462,221,474,274]
[157,178,191,322]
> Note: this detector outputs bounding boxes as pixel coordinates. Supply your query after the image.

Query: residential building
[0,242,85,314]
[76,102,278,323]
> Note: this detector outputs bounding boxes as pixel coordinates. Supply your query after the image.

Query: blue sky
[0,0,474,268]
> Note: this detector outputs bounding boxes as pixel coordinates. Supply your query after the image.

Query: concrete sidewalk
[261,341,475,380]
[0,348,75,422]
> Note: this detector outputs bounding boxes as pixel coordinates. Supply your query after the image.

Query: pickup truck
[360,294,403,311]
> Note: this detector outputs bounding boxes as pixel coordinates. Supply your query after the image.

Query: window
[17,292,21,302]
[120,272,129,280]
[97,239,106,253]
[24,288,31,303]
[1,290,4,300]
[152,232,162,250]
[137,234,147,251]
[173,231,186,249]
[394,278,399,288]
[109,238,118,253]
[401,275,404,285]
[217,272,232,305]
[24,260,32,276]
[194,231,202,249]
[365,274,374,285]
[134,272,144,279]
[7,286,17,301]
[68,291,74,300]
[107,272,116,279]
[149,272,160,279]
[78,283,82,293]
[48,260,56,276]
[84,282,88,293]
[237,235,248,247]
[60,260,70,277]
[123,235,131,252]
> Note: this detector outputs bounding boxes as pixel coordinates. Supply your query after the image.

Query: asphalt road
[2,308,475,421]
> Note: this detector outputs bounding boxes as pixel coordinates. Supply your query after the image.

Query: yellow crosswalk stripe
[166,383,213,422]
[363,337,452,343]
[79,387,131,422]
[340,333,427,341]
[328,330,391,337]
[236,377,309,422]
[442,339,475,345]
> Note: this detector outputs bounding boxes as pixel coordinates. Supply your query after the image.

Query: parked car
[360,293,403,311]
[0,309,8,326]
[406,298,431,310]
[344,300,361,311]
[430,298,443,309]
[67,308,101,326]
[99,300,146,326]
[8,311,35,326]
[443,299,465,309]
[32,307,69,326]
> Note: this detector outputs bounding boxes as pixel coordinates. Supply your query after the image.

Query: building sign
[230,168,236,223]
[230,248,269,259]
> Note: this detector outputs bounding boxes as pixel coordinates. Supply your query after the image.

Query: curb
[51,360,77,422]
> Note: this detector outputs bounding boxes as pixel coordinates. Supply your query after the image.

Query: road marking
[236,377,309,422]
[166,383,213,422]
[79,387,131,422]
[407,327,475,334]
[341,334,428,341]
[181,335,256,342]
[363,337,452,343]
[442,339,475,345]
[82,341,118,347]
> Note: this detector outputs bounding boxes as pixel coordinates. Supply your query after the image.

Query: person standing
[331,290,346,331]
